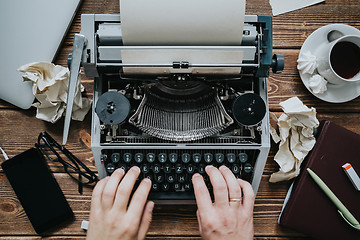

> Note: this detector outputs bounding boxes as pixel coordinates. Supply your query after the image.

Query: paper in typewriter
[120,0,245,46]
[120,0,246,75]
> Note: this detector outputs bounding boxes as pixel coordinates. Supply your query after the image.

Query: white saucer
[299,24,360,103]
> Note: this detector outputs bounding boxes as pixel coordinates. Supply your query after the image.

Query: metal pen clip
[0,147,9,160]
[338,210,360,230]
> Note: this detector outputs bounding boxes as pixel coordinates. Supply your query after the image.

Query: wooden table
[1,0,359,239]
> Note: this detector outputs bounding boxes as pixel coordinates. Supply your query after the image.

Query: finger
[196,209,203,234]
[101,169,125,209]
[126,178,152,222]
[205,165,229,206]
[237,179,255,209]
[113,166,141,210]
[192,173,213,214]
[91,176,109,209]
[137,201,155,240]
[219,165,242,206]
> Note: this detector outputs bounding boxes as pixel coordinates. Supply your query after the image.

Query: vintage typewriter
[63,11,284,203]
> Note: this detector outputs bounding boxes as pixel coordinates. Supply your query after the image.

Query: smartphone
[1,147,73,234]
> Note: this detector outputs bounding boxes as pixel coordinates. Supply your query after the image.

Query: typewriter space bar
[148,192,195,200]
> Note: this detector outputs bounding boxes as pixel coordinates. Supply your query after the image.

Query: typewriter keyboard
[102,149,259,200]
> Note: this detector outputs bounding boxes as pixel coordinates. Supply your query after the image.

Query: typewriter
[63,11,284,203]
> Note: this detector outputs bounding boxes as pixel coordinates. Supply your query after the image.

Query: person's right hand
[192,165,255,240]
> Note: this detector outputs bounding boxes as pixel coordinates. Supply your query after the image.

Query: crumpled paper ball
[269,97,319,183]
[309,74,328,94]
[297,51,318,75]
[17,62,92,123]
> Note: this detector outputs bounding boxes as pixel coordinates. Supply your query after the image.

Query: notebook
[0,0,81,109]
[278,121,360,240]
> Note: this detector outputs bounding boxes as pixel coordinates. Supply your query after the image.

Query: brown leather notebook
[278,121,360,240]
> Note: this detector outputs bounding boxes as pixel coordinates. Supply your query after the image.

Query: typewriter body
[65,13,283,203]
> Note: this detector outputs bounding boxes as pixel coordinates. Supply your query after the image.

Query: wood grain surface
[1,0,360,239]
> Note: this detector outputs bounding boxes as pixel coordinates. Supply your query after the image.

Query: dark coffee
[330,41,360,79]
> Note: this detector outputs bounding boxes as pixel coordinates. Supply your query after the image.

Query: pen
[307,168,360,230]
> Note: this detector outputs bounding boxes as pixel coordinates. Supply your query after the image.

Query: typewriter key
[146,153,155,163]
[106,163,116,174]
[226,153,236,163]
[141,164,150,174]
[175,164,183,174]
[204,153,213,163]
[215,153,225,163]
[111,153,120,163]
[182,153,191,163]
[123,153,132,163]
[198,164,206,174]
[162,183,170,191]
[134,153,144,163]
[169,153,178,163]
[152,183,159,191]
[231,164,241,174]
[158,153,167,163]
[238,153,248,163]
[167,174,175,183]
[184,183,192,191]
[178,174,186,183]
[174,183,182,191]
[193,153,201,163]
[244,163,253,174]
[152,164,161,174]
[164,164,172,174]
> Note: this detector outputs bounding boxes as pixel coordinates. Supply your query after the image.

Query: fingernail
[131,166,140,173]
[148,201,155,212]
[219,165,227,170]
[193,173,201,179]
[143,177,151,183]
[205,165,213,170]
[192,173,203,182]
[116,168,125,174]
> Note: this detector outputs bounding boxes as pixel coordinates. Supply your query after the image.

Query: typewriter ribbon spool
[95,91,131,125]
[232,93,266,127]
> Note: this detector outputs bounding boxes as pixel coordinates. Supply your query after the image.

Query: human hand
[192,165,255,240]
[86,166,154,240]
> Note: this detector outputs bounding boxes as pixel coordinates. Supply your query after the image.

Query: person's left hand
[86,167,154,240]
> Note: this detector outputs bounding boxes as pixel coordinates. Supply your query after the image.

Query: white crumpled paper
[269,97,319,182]
[17,62,92,123]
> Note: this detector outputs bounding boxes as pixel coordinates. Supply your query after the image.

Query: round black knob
[271,54,285,73]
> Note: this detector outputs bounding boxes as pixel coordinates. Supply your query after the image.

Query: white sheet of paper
[120,0,245,46]
[269,0,325,16]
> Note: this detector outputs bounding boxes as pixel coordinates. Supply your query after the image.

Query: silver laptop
[0,0,81,109]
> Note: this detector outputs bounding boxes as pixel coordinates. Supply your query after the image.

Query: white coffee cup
[317,35,360,85]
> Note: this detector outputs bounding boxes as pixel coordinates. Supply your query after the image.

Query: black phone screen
[1,147,73,234]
